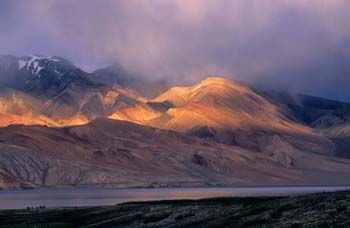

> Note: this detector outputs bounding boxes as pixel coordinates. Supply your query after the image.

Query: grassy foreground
[1,191,350,228]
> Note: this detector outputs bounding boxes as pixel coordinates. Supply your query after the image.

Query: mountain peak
[0,54,98,98]
[153,77,251,107]
[199,77,231,86]
[196,77,248,92]
[18,55,74,73]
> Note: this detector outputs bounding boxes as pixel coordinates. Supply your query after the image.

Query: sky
[0,0,350,101]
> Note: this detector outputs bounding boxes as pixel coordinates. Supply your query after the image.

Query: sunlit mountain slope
[110,77,336,165]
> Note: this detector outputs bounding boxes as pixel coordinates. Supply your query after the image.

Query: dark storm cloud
[0,0,350,101]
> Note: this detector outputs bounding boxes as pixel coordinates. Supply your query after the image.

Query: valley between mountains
[0,55,350,189]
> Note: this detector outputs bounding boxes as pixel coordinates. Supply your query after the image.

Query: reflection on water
[0,186,349,209]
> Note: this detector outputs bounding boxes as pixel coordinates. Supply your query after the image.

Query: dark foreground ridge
[1,190,350,228]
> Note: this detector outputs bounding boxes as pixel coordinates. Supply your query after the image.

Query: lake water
[0,186,349,209]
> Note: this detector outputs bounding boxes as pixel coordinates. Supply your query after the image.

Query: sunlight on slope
[0,76,318,138]
[109,103,163,125]
[0,113,57,127]
[110,77,315,136]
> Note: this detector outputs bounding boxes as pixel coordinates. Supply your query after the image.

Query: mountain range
[0,54,350,189]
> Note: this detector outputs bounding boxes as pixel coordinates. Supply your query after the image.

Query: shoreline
[0,186,349,210]
[1,190,350,227]
[1,183,350,192]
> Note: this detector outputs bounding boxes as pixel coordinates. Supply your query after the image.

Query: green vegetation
[1,191,350,227]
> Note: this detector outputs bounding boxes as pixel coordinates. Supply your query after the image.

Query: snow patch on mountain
[18,55,60,73]
[18,60,27,69]
[18,55,72,86]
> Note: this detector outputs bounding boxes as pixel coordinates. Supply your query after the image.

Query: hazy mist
[1,0,350,101]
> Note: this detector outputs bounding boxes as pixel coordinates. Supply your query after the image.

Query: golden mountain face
[0,77,344,159]
[0,76,322,155]
[0,84,143,127]
[110,77,313,135]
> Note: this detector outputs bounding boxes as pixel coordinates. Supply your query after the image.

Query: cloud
[0,0,350,101]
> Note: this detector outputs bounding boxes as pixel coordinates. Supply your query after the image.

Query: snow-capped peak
[17,55,76,85]
[18,55,60,71]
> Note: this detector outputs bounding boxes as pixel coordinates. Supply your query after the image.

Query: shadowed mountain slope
[93,64,167,99]
[260,90,350,158]
[1,118,350,189]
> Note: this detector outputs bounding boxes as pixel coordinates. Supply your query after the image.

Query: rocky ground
[1,190,350,227]
[2,118,350,190]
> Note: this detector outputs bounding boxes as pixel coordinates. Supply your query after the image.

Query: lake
[0,186,349,209]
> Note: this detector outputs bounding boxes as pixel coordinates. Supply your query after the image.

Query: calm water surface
[0,186,349,209]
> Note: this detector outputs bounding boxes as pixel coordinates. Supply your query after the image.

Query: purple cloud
[0,0,350,100]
